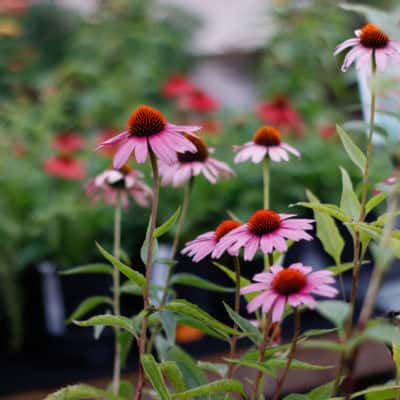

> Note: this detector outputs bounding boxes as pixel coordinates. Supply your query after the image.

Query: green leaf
[60,263,112,276]
[118,331,133,369]
[366,193,386,215]
[160,310,177,345]
[294,202,350,222]
[66,296,112,324]
[160,361,187,393]
[73,314,138,338]
[307,380,337,400]
[44,384,123,400]
[300,340,345,352]
[96,242,145,288]
[336,125,366,174]
[171,273,234,293]
[171,379,244,399]
[352,384,400,399]
[362,323,400,345]
[176,316,227,341]
[164,299,241,337]
[302,328,338,337]
[267,359,334,370]
[117,380,134,399]
[224,358,276,377]
[141,217,159,265]
[394,344,400,381]
[197,361,228,378]
[284,395,310,400]
[328,262,355,275]
[316,300,350,328]
[306,190,344,265]
[340,167,361,221]
[120,281,142,296]
[223,302,262,345]
[141,354,171,400]
[166,346,208,390]
[155,207,181,238]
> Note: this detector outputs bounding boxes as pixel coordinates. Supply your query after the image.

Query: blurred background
[1,0,400,398]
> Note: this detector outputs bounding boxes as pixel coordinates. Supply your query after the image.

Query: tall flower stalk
[134,150,160,400]
[263,157,271,270]
[112,194,122,395]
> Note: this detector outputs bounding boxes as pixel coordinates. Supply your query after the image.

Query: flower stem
[227,256,241,379]
[272,308,301,400]
[251,316,272,400]
[170,178,193,261]
[134,149,160,400]
[112,193,122,395]
[263,157,271,270]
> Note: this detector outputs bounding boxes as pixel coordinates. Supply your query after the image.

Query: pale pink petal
[113,139,136,168]
[243,236,260,261]
[272,296,286,322]
[167,123,202,133]
[262,292,279,314]
[133,139,148,164]
[333,38,359,55]
[247,291,271,313]
[270,265,283,274]
[96,130,129,149]
[260,234,274,253]
[240,282,268,294]
[355,48,373,70]
[375,49,388,72]
[253,272,273,284]
[281,143,300,157]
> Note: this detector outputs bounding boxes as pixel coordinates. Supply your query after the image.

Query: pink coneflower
[178,89,220,113]
[43,155,86,180]
[182,219,241,262]
[241,264,338,322]
[86,164,152,209]
[213,210,313,261]
[158,134,234,187]
[52,132,85,153]
[334,23,400,72]
[162,75,195,98]
[256,96,304,136]
[96,105,201,168]
[234,126,300,164]
[95,128,119,157]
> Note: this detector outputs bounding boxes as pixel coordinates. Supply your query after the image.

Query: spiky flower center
[214,219,241,241]
[272,268,307,295]
[118,163,132,175]
[248,210,281,236]
[177,134,209,163]
[128,105,167,137]
[360,23,389,49]
[253,126,282,147]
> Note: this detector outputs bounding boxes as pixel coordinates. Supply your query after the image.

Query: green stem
[134,149,160,400]
[112,193,122,395]
[227,256,241,379]
[263,157,271,270]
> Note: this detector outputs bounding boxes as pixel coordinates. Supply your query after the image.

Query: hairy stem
[272,309,301,400]
[227,256,241,379]
[112,194,122,395]
[134,150,160,400]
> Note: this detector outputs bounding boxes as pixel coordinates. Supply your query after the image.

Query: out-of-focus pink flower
[178,89,220,113]
[159,134,234,187]
[334,23,400,72]
[318,123,336,140]
[162,75,196,98]
[52,132,85,153]
[43,155,86,180]
[86,165,152,209]
[201,119,222,135]
[234,126,300,164]
[242,264,337,322]
[96,105,201,168]
[256,96,305,136]
[213,210,314,261]
[96,129,119,157]
[0,0,30,15]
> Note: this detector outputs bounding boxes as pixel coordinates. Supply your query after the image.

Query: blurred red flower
[52,132,85,153]
[201,119,222,135]
[43,155,86,180]
[0,0,30,15]
[162,74,195,98]
[178,89,219,113]
[256,95,304,136]
[318,123,336,140]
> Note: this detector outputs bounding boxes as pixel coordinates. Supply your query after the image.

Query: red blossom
[256,95,305,136]
[43,155,86,180]
[178,89,220,113]
[162,74,196,98]
[52,132,85,153]
[0,0,30,15]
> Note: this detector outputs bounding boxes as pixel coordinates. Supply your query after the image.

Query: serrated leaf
[66,296,112,324]
[96,242,145,288]
[171,379,244,399]
[316,300,350,328]
[171,273,234,293]
[60,263,112,275]
[44,384,123,400]
[155,207,181,238]
[142,354,171,400]
[160,361,187,393]
[294,202,350,222]
[73,314,138,338]
[340,167,361,221]
[223,302,262,345]
[306,190,344,265]
[336,125,366,174]
[164,299,241,337]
